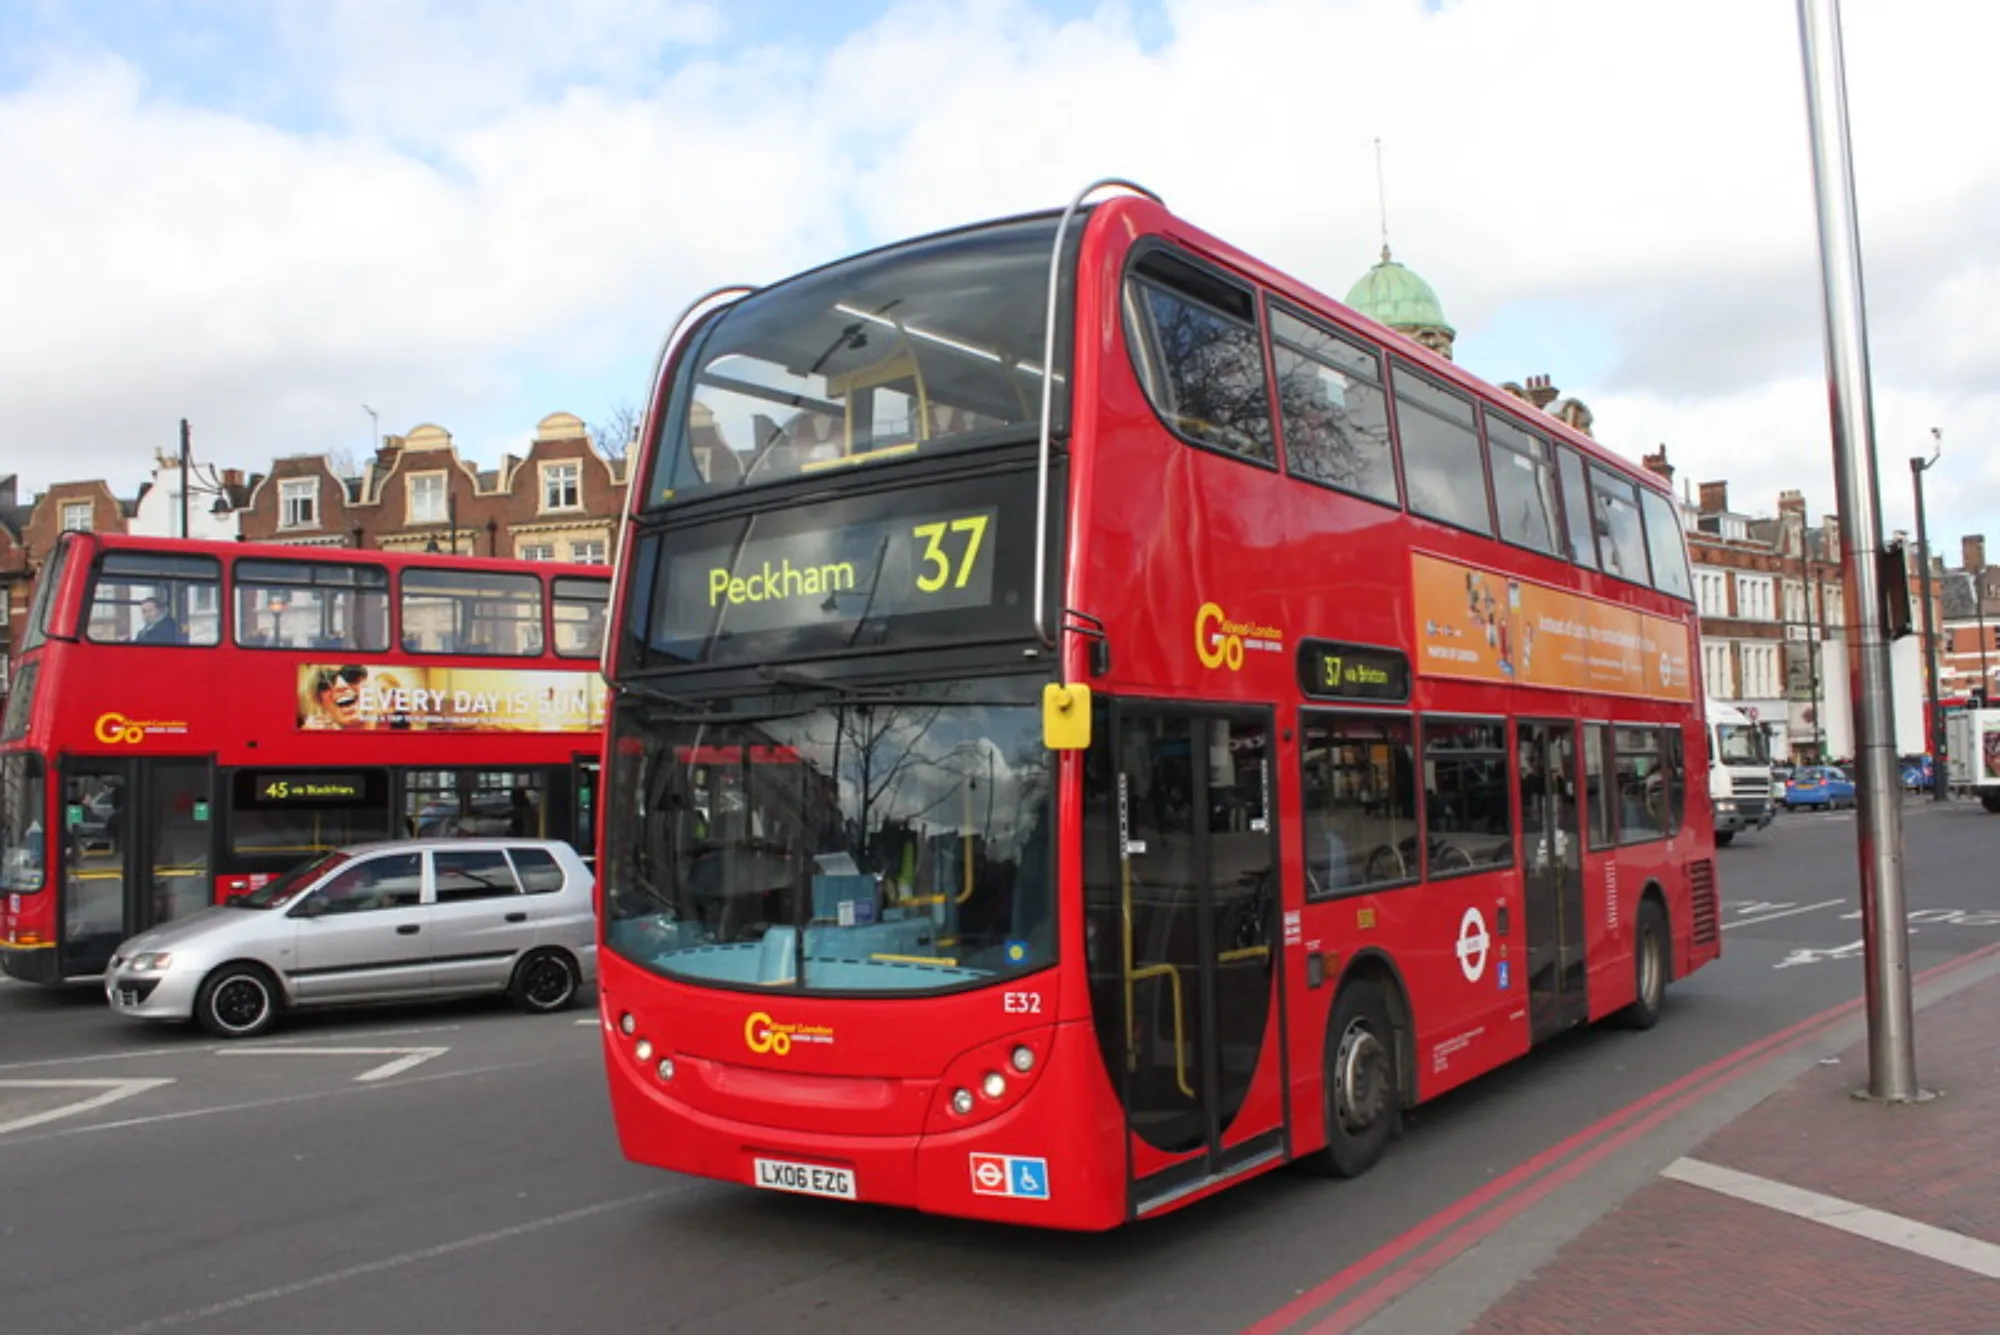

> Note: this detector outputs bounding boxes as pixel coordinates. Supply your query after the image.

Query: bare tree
[589,402,643,460]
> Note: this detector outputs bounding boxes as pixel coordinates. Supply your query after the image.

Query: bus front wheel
[1307,978,1399,1179]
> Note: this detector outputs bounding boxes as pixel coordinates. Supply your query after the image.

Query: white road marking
[104,1188,678,1335]
[213,1045,449,1082]
[0,1078,175,1135]
[0,1023,465,1072]
[1773,939,1867,969]
[0,1051,589,1146]
[1722,898,1845,930]
[1663,1157,2000,1279]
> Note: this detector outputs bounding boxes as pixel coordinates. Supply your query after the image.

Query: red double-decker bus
[1,533,609,985]
[595,183,1719,1229]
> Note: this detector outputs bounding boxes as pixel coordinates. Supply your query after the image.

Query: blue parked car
[1782,765,1856,809]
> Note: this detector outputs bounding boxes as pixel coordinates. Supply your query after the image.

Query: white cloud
[2,0,1995,551]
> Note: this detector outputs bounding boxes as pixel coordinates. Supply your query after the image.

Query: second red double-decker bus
[1,533,609,985]
[595,183,1720,1229]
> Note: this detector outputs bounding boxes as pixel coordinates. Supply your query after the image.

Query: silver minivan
[105,838,597,1038]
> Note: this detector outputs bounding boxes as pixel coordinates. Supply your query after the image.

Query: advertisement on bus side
[296,664,606,733]
[1412,552,1693,702]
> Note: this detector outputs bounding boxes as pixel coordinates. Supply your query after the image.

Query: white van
[1708,699,1775,845]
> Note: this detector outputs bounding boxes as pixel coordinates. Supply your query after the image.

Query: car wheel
[509,949,579,1014]
[196,963,281,1040]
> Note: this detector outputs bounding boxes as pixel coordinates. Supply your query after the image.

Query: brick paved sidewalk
[1465,967,2000,1334]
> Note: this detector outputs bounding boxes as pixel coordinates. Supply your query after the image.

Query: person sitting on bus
[134,596,183,644]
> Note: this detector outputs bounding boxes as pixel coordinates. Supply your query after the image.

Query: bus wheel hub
[1334,1024,1387,1132]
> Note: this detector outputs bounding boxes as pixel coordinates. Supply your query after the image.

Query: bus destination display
[1297,639,1410,702]
[669,506,998,639]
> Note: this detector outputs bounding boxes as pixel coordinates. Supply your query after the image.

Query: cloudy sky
[4,0,1995,551]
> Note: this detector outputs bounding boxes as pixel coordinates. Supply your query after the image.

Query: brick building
[236,412,625,563]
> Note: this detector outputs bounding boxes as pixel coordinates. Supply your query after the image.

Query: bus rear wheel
[1306,978,1399,1178]
[1618,898,1670,1030]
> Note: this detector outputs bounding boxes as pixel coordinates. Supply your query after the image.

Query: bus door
[1086,703,1285,1215]
[58,757,215,977]
[1518,721,1587,1041]
[573,753,600,866]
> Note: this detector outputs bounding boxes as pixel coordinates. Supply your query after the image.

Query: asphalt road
[2,798,1993,1335]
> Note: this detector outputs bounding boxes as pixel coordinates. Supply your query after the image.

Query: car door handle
[504,912,528,923]
[396,924,421,935]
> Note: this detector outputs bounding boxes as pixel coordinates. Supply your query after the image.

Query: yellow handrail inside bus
[871,953,957,967]
[1217,945,1271,964]
[957,780,976,905]
[1128,963,1193,1098]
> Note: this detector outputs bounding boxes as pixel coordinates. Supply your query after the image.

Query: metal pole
[179,418,191,540]
[1912,436,1947,799]
[1796,0,1924,1102]
[1807,549,1822,761]
[1977,563,1991,701]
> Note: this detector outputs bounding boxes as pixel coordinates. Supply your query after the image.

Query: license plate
[752,1157,856,1201]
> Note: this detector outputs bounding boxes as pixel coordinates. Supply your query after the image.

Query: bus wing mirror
[1042,682,1092,751]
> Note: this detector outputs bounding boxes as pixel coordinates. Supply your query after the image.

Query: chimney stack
[1523,374,1559,409]
[1777,489,1806,517]
[1642,445,1674,483]
[1698,481,1729,515]
[1965,535,1987,572]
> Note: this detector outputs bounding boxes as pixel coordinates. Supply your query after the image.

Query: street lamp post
[1797,0,1925,1102]
[1911,431,1947,799]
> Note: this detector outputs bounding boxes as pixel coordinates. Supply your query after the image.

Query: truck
[1944,707,2000,812]
[1708,698,1776,844]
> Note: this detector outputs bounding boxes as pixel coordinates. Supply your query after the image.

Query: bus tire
[1307,978,1399,1179]
[1981,792,2000,814]
[509,949,580,1014]
[196,962,281,1040]
[1618,898,1670,1031]
[1714,830,1734,846]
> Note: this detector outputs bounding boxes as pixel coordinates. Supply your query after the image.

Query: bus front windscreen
[603,693,1053,994]
[1715,723,1769,766]
[644,216,1076,505]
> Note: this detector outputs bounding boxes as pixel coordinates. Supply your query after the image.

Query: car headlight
[128,952,174,973]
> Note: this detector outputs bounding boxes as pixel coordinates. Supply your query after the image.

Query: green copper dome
[1344,246,1455,338]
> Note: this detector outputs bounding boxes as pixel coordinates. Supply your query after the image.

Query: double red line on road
[1242,939,2000,1335]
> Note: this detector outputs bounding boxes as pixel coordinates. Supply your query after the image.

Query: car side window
[507,847,566,895]
[307,852,423,915]
[433,850,522,902]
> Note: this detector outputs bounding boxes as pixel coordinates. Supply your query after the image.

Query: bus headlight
[950,1088,975,1116]
[635,1039,654,1062]
[981,1071,1008,1100]
[1010,1045,1035,1073]
[656,1057,675,1082]
[619,1012,636,1035]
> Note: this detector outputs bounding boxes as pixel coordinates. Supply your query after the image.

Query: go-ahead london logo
[1194,602,1284,672]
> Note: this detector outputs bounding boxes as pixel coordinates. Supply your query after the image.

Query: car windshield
[603,687,1054,994]
[233,852,351,909]
[644,216,1075,505]
[1715,723,1768,765]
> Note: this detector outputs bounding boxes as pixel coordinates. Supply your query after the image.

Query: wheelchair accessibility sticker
[969,1153,1050,1200]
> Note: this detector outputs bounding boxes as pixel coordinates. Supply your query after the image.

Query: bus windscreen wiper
[756,663,893,699]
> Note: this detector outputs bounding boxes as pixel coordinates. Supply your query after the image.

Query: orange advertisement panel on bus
[296,664,607,733]
[1412,552,1692,702]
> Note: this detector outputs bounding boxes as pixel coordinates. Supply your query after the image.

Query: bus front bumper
[600,1015,1128,1230]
